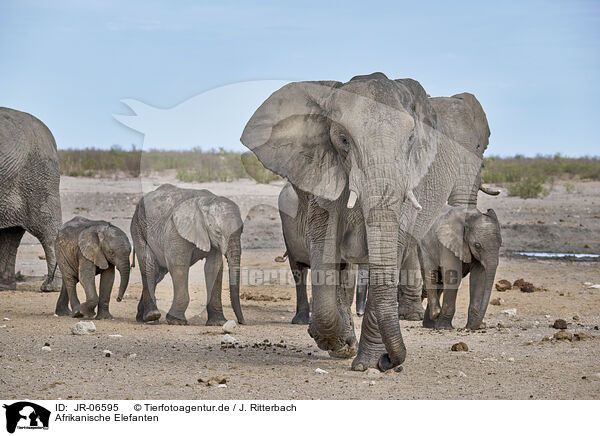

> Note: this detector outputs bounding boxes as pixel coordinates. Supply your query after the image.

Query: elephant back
[0,107,59,181]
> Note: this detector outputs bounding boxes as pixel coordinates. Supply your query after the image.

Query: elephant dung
[222,320,237,334]
[70,321,97,335]
[552,319,568,329]
[451,342,469,352]
[495,280,512,292]
[553,331,573,341]
[574,332,593,341]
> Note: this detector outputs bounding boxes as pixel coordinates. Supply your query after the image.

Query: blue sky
[1,0,599,156]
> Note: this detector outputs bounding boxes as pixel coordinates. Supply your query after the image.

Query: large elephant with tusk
[241,72,493,372]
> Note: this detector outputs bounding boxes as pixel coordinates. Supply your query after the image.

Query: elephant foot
[291,310,310,325]
[0,277,17,291]
[398,300,425,321]
[422,307,436,328]
[328,335,358,359]
[40,275,60,292]
[166,313,188,325]
[377,354,404,373]
[307,323,350,354]
[435,317,454,330]
[140,309,161,323]
[205,316,227,326]
[54,307,72,317]
[95,311,114,320]
[351,343,386,371]
[73,304,96,319]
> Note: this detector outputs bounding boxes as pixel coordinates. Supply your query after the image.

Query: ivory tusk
[480,184,501,196]
[407,190,422,210]
[347,190,358,208]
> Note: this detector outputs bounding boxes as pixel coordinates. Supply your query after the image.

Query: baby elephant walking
[54,217,132,319]
[130,184,245,326]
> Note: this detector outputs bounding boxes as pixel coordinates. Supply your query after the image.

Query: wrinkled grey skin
[131,184,244,326]
[356,92,497,319]
[277,183,357,327]
[242,72,490,372]
[54,217,131,319]
[0,107,62,292]
[421,206,502,330]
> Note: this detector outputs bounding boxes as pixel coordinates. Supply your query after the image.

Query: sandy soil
[1,175,599,399]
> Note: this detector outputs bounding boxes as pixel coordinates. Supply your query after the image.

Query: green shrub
[507,177,548,199]
[240,152,282,184]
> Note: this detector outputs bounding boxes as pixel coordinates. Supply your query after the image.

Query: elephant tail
[131,246,135,268]
[274,251,288,263]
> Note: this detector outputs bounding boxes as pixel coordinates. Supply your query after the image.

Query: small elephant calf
[420,205,501,329]
[54,217,132,319]
[130,184,245,326]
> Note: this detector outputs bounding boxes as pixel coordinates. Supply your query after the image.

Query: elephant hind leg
[136,243,162,323]
[0,227,26,290]
[28,225,60,292]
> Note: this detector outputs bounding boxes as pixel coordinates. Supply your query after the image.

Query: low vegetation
[58,149,599,194]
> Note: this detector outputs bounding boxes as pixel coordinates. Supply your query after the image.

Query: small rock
[0,325,6,328]
[573,314,580,321]
[501,308,517,316]
[497,322,506,329]
[553,331,572,341]
[590,373,600,380]
[366,368,380,377]
[3,318,10,321]
[588,284,600,289]
[495,280,512,292]
[108,334,122,337]
[198,376,227,387]
[217,384,227,388]
[552,319,568,329]
[222,320,237,334]
[314,368,329,374]
[451,342,469,352]
[103,349,112,357]
[507,357,515,362]
[70,321,96,335]
[125,353,137,359]
[574,332,593,341]
[457,371,467,378]
[490,297,504,306]
[41,346,51,352]
[369,380,376,386]
[544,314,551,318]
[220,334,237,344]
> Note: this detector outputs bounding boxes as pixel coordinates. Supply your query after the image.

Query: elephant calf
[54,217,131,319]
[420,206,502,330]
[130,184,245,326]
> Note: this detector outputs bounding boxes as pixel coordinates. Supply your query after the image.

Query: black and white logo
[3,402,50,434]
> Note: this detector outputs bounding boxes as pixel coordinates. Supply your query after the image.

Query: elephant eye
[340,135,348,145]
[474,242,482,250]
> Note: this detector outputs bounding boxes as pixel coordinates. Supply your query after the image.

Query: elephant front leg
[96,265,115,320]
[355,264,369,316]
[351,292,387,371]
[435,253,462,329]
[289,256,309,325]
[329,263,358,358]
[204,251,227,326]
[166,262,190,325]
[0,227,25,291]
[74,260,98,318]
[398,245,424,320]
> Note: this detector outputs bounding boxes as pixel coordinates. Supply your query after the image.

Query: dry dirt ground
[1,175,599,399]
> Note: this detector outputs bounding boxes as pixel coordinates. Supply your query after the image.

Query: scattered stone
[490,297,504,306]
[544,314,551,318]
[501,308,517,316]
[573,314,580,321]
[103,349,112,357]
[41,346,51,352]
[495,280,512,292]
[70,321,96,335]
[125,353,137,359]
[497,322,506,329]
[574,332,593,341]
[553,331,572,341]
[507,357,515,362]
[451,342,469,352]
[222,320,237,334]
[0,325,6,328]
[552,319,568,329]
[198,376,227,387]
[3,318,10,321]
[590,373,600,380]
[108,334,122,337]
[588,284,600,289]
[220,334,237,344]
[366,368,381,377]
[369,380,376,386]
[314,368,329,374]
[457,371,467,378]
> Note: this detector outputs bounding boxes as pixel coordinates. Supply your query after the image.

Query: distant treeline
[58,147,600,186]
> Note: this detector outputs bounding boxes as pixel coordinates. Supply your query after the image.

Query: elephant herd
[0,72,503,373]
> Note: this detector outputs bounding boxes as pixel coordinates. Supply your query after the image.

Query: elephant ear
[434,208,472,263]
[78,226,109,269]
[171,198,211,251]
[394,79,442,191]
[240,81,347,201]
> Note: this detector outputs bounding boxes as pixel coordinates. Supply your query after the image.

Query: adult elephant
[241,73,483,371]
[0,107,62,291]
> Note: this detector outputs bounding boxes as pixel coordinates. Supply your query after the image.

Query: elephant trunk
[116,261,131,302]
[364,196,406,371]
[466,260,498,329]
[226,242,245,324]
